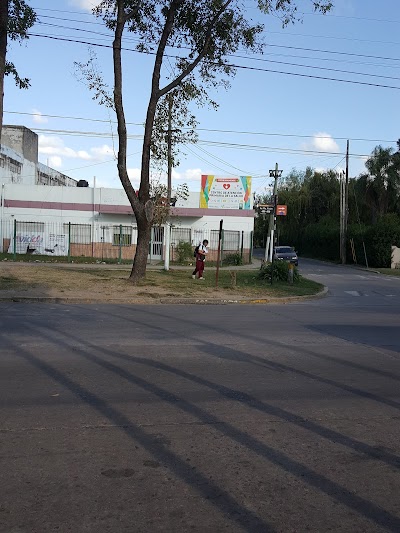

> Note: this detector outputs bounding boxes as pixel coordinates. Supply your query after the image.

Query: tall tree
[358,145,400,223]
[95,0,333,282]
[0,0,36,140]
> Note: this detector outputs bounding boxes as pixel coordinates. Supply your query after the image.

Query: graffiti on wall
[8,232,68,256]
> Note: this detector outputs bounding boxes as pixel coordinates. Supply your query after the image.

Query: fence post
[68,222,71,263]
[249,231,253,264]
[118,224,123,264]
[13,219,16,260]
[220,228,224,266]
[240,230,244,260]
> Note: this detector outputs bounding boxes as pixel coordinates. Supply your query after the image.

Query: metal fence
[171,227,253,264]
[0,219,253,264]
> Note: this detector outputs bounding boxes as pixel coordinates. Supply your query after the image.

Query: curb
[0,286,328,306]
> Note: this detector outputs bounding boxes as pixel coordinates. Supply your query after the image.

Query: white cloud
[68,0,96,11]
[301,132,340,154]
[172,168,202,184]
[91,144,115,159]
[38,135,116,163]
[32,109,48,124]
[48,156,63,168]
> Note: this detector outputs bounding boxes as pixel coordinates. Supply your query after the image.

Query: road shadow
[16,317,400,532]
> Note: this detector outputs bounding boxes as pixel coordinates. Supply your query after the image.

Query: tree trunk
[113,0,151,283]
[131,210,152,279]
[0,0,8,142]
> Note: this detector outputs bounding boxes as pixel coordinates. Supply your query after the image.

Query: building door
[148,226,164,261]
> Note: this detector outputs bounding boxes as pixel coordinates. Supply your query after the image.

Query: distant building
[0,125,77,187]
[0,127,254,261]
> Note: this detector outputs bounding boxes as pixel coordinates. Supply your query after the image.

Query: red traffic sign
[276,205,287,216]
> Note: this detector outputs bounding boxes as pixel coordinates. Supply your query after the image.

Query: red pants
[193,258,205,277]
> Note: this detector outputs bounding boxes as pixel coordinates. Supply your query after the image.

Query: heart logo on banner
[223,183,230,190]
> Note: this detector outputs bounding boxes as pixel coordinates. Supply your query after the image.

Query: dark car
[273,246,298,266]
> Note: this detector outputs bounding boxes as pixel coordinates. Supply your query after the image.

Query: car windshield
[276,247,293,253]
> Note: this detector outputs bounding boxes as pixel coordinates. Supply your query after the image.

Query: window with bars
[113,226,132,246]
[17,221,45,232]
[9,160,22,174]
[63,224,91,244]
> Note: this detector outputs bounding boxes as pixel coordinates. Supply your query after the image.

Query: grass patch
[0,274,37,291]
[374,268,400,277]
[0,265,323,300]
[132,269,323,298]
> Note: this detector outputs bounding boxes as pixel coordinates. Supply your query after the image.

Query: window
[9,160,22,174]
[63,224,91,244]
[113,226,132,246]
[0,156,5,168]
[17,221,45,232]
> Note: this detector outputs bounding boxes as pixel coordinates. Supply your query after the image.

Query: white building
[0,125,77,187]
[0,127,255,262]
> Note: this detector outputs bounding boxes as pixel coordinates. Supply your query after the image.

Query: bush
[364,214,400,267]
[223,253,243,266]
[258,260,299,282]
[175,240,193,263]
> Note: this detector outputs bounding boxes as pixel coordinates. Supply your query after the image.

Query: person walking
[192,239,208,280]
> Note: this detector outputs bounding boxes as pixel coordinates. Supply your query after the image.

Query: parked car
[273,246,298,266]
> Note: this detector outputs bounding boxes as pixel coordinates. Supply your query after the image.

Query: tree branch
[158,0,233,98]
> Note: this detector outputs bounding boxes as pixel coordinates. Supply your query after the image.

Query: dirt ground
[0,263,323,303]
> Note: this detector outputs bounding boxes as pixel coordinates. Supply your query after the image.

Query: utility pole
[164,94,173,271]
[167,94,173,205]
[340,141,350,264]
[267,163,283,262]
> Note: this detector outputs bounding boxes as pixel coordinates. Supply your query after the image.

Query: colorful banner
[200,175,252,210]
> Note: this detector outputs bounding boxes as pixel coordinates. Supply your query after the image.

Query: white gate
[148,226,164,261]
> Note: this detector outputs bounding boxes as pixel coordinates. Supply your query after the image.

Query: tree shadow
[15,319,400,532]
[1,335,272,533]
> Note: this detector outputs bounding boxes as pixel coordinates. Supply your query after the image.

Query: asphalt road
[1,259,400,532]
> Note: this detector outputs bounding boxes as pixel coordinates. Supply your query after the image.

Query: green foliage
[151,182,189,225]
[363,214,400,267]
[258,261,299,282]
[223,253,243,266]
[5,0,37,89]
[175,240,193,263]
[300,218,340,262]
[355,146,400,224]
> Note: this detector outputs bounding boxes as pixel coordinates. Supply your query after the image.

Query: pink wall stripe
[4,199,255,218]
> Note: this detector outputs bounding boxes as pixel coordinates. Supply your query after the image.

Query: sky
[4,0,400,194]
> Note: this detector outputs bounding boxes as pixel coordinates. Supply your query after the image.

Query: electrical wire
[36,21,400,82]
[6,110,397,145]
[27,33,400,91]
[29,125,375,160]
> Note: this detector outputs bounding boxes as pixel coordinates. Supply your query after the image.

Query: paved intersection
[0,259,399,532]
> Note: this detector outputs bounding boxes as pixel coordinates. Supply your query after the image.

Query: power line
[35,8,400,45]
[300,11,400,25]
[35,18,400,66]
[27,33,400,91]
[34,5,400,26]
[265,44,400,63]
[35,21,400,82]
[265,29,400,47]
[29,125,374,160]
[32,16,400,62]
[198,139,371,159]
[8,113,394,144]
